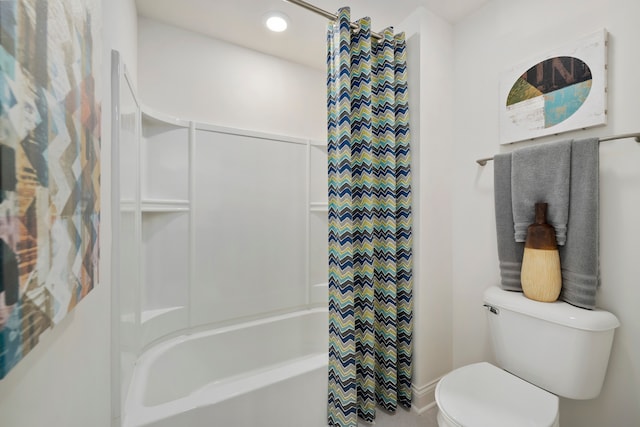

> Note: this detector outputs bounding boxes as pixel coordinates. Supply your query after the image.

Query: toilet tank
[483,286,619,400]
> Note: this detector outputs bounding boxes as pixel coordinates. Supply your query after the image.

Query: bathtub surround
[113,36,331,423]
[111,98,327,423]
[327,8,414,426]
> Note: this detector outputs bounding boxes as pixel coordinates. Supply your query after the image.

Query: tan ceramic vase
[521,202,562,302]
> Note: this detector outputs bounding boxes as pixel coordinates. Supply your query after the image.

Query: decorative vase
[521,202,562,302]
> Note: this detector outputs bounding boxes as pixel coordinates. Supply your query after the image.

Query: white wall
[399,7,454,410]
[137,18,326,141]
[452,0,640,425]
[0,1,137,426]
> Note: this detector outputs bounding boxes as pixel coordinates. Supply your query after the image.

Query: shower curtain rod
[285,0,384,40]
[475,132,640,166]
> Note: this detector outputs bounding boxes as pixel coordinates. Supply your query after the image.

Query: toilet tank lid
[483,286,620,331]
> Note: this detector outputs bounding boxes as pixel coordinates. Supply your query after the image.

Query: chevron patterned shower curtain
[326,7,414,427]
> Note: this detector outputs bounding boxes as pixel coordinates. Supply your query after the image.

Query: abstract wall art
[0,0,101,379]
[500,29,607,144]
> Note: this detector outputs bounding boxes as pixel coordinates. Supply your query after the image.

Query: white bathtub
[124,308,329,427]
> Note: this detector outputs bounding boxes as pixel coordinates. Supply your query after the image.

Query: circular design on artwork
[506,56,592,130]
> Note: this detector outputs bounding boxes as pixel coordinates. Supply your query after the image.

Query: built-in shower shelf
[141,305,189,347]
[309,282,328,306]
[119,199,190,212]
[309,202,328,212]
[141,199,190,213]
[120,200,136,212]
[141,306,185,324]
[141,105,190,128]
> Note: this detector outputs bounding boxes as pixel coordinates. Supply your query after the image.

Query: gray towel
[511,140,572,245]
[559,138,599,309]
[494,153,524,291]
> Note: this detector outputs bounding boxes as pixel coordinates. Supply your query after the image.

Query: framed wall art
[499,29,608,144]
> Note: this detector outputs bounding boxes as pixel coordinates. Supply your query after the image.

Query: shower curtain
[326,7,413,427]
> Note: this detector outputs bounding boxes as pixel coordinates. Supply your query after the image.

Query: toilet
[435,286,620,427]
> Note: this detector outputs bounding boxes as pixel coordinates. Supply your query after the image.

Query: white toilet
[435,286,620,427]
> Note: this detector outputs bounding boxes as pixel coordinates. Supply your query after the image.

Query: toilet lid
[436,362,558,427]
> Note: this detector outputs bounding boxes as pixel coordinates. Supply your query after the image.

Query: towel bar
[476,132,640,166]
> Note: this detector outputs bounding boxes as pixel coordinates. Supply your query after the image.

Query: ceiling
[135,0,490,70]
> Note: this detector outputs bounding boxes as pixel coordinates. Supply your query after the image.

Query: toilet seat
[435,362,559,427]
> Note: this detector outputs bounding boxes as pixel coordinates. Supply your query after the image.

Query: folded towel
[559,138,599,309]
[511,140,572,245]
[494,153,524,291]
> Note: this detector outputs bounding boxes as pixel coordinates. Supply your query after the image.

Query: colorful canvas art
[506,56,593,129]
[0,0,101,379]
[500,30,607,144]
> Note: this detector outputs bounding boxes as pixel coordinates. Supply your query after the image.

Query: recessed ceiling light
[264,12,289,32]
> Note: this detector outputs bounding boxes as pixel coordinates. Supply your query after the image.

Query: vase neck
[535,202,548,224]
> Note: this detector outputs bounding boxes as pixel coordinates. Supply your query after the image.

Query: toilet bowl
[435,362,559,427]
